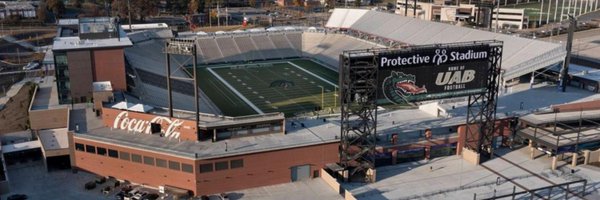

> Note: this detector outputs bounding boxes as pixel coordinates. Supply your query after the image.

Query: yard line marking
[287,61,337,88]
[206,68,264,114]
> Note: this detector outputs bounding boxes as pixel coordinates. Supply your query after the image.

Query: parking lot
[1,161,168,200]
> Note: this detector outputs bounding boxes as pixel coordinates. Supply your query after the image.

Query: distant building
[395,0,527,29]
[52,17,133,104]
[492,8,528,29]
[0,1,36,19]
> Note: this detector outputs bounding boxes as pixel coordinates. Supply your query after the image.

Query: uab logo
[382,71,428,104]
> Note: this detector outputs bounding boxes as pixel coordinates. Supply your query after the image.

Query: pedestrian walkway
[0,35,36,50]
[0,78,33,110]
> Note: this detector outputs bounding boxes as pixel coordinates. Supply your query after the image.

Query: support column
[551,156,558,170]
[529,141,535,159]
[571,153,578,167]
[583,150,591,165]
[391,150,398,165]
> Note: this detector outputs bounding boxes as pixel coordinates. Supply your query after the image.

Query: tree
[189,0,200,14]
[81,2,102,17]
[37,2,48,23]
[248,0,256,7]
[293,0,303,7]
[111,0,128,18]
[354,0,361,7]
[170,0,190,15]
[70,0,83,9]
[46,0,66,18]
[325,0,335,9]
[130,0,159,21]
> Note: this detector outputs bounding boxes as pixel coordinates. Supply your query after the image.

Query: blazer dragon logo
[382,71,428,104]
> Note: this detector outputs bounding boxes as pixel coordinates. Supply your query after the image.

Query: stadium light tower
[164,39,200,136]
[559,15,576,92]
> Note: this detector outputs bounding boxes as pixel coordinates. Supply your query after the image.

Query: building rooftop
[0,1,35,10]
[70,104,337,159]
[52,18,133,51]
[31,76,64,110]
[557,64,600,82]
[71,81,600,160]
[92,81,113,92]
[38,128,69,151]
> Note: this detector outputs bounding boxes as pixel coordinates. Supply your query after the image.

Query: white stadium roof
[326,9,567,81]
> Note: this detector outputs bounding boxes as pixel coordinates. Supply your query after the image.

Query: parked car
[22,61,39,70]
[95,176,107,184]
[84,181,97,190]
[132,191,148,200]
[115,191,125,200]
[142,193,159,200]
[7,194,28,200]
[124,188,142,200]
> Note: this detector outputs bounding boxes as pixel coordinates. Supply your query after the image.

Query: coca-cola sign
[112,111,183,139]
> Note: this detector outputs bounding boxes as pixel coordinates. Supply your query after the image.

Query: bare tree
[189,0,200,14]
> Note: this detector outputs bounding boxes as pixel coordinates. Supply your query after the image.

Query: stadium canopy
[326,9,566,82]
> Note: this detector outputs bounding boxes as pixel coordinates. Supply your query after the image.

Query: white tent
[111,101,135,110]
[111,102,153,113]
[129,104,154,113]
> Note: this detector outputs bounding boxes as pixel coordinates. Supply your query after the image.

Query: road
[543,28,600,42]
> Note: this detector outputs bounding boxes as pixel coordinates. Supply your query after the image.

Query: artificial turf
[198,59,339,117]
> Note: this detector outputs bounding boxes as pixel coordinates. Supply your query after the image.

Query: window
[96,147,107,156]
[199,163,213,173]
[119,151,130,161]
[156,159,167,168]
[75,143,84,151]
[85,145,96,154]
[108,149,118,158]
[215,161,228,171]
[230,159,244,169]
[168,161,181,171]
[143,156,155,166]
[181,164,194,173]
[131,154,142,163]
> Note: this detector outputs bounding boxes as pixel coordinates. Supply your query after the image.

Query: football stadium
[14,6,600,199]
[125,8,565,118]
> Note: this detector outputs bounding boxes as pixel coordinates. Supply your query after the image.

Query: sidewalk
[0,78,34,110]
[0,35,37,51]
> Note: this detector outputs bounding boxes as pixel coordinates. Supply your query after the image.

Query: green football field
[196,59,339,117]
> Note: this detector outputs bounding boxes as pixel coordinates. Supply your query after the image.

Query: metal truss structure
[339,50,379,181]
[164,39,199,134]
[465,41,503,160]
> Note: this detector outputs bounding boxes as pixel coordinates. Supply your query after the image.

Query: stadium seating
[251,35,282,59]
[197,38,224,63]
[234,36,265,61]
[302,32,382,68]
[270,34,300,58]
[215,37,244,62]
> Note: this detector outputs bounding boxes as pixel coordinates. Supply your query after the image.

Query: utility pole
[405,0,408,16]
[554,0,558,22]
[560,15,576,92]
[546,0,551,24]
[127,0,132,31]
[539,0,544,27]
[495,0,500,32]
[413,0,417,18]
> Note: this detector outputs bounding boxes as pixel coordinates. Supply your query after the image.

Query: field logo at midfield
[113,111,183,139]
[382,71,427,104]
